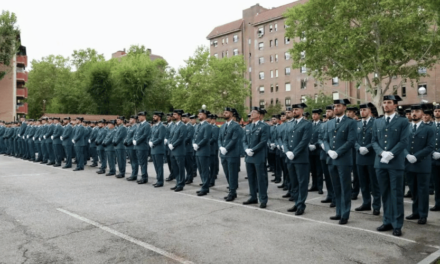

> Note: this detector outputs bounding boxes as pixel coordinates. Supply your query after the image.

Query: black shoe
[170,186,177,190]
[73,168,83,171]
[418,218,427,225]
[165,177,174,182]
[329,203,336,208]
[62,166,71,169]
[260,203,267,209]
[277,184,285,189]
[154,184,163,188]
[97,170,105,174]
[405,214,420,220]
[429,190,434,195]
[47,162,55,165]
[40,161,47,164]
[351,195,358,200]
[197,191,208,196]
[287,205,297,212]
[308,187,318,192]
[274,180,281,184]
[271,179,276,182]
[105,173,115,176]
[174,187,183,192]
[288,197,295,202]
[225,194,237,202]
[318,190,324,194]
[330,215,341,220]
[430,206,440,211]
[282,193,291,198]
[392,229,402,236]
[321,198,332,203]
[283,186,288,191]
[209,183,215,187]
[137,179,148,184]
[295,209,304,216]
[377,224,393,232]
[126,177,137,181]
[245,177,248,180]
[243,200,258,205]
[185,180,193,184]
[53,164,61,167]
[403,191,412,198]
[116,174,125,179]
[373,210,380,216]
[90,164,97,167]
[355,205,371,211]
[339,218,348,225]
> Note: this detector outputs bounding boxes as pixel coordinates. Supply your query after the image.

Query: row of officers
[0,95,439,237]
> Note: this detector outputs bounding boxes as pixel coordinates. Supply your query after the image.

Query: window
[214,53,218,58]
[248,38,251,45]
[393,85,398,95]
[258,27,264,37]
[332,91,339,100]
[259,100,265,108]
[259,72,265,80]
[285,83,291,92]
[270,40,273,47]
[226,50,228,57]
[233,49,238,56]
[213,40,218,47]
[300,51,305,59]
[402,86,406,97]
[221,51,224,58]
[275,70,278,77]
[332,77,339,85]
[275,39,278,46]
[301,95,306,103]
[285,67,291,75]
[270,55,273,63]
[270,99,274,105]
[418,84,427,95]
[276,98,279,104]
[270,84,274,93]
[301,79,307,89]
[285,98,291,106]
[249,67,252,72]
[300,31,306,41]
[300,65,307,73]
[419,67,427,74]
[270,70,274,78]
[226,38,228,44]
[259,86,265,94]
[275,24,278,32]
[222,39,225,44]
[259,42,264,50]
[269,24,273,32]
[233,35,239,42]
[275,54,278,62]
[259,57,264,64]
[285,37,290,44]
[276,84,279,92]
[284,52,290,60]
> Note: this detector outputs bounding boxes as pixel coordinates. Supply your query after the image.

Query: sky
[2,0,295,71]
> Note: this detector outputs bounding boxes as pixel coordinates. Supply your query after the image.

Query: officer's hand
[39,138,41,141]
[320,143,325,150]
[220,147,227,155]
[193,144,199,151]
[72,139,75,144]
[359,147,369,155]
[88,139,91,144]
[308,145,316,151]
[406,154,417,164]
[18,134,20,137]
[168,144,174,150]
[327,150,338,159]
[60,136,63,140]
[433,152,440,160]
[51,136,53,140]
[149,141,153,148]
[133,140,137,146]
[270,143,276,150]
[27,135,29,139]
[33,137,35,141]
[245,149,254,156]
[277,145,280,150]
[286,151,294,160]
[43,135,46,139]
[164,139,168,144]
[381,151,394,161]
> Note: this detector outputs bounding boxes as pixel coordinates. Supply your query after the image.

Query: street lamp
[202,104,206,110]
[418,86,427,102]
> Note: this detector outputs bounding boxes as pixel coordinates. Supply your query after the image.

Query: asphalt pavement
[0,155,439,264]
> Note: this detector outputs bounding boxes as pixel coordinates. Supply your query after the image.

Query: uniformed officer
[88,121,99,167]
[346,107,360,200]
[17,116,27,158]
[61,117,73,169]
[44,117,55,165]
[322,99,357,225]
[133,111,151,184]
[124,116,139,181]
[404,104,435,225]
[168,109,187,191]
[83,120,91,165]
[208,114,220,187]
[164,113,175,181]
[372,95,409,237]
[182,113,195,184]
[355,103,381,215]
[283,103,313,215]
[309,109,323,194]
[268,115,278,181]
[25,120,35,161]
[243,107,269,208]
[112,116,127,178]
[190,115,198,178]
[276,110,290,191]
[33,120,43,163]
[72,117,86,171]
[193,109,212,195]
[431,105,440,211]
[149,111,167,187]
[95,119,108,174]
[219,107,241,201]
[0,121,5,154]
[51,117,63,167]
[319,106,336,207]
[269,114,282,184]
[101,120,116,176]
[405,109,412,121]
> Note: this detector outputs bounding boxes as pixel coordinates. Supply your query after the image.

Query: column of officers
[0,96,439,236]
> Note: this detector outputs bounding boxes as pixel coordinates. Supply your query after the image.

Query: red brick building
[0,35,28,122]
[207,1,440,110]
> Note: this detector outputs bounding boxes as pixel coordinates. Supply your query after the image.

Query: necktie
[224,123,228,135]
[336,118,340,125]
[293,120,297,126]
[413,124,417,133]
[363,121,367,128]
[386,117,390,125]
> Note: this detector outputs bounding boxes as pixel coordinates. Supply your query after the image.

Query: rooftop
[207,19,244,39]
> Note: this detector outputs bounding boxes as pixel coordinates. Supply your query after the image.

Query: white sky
[2,0,294,70]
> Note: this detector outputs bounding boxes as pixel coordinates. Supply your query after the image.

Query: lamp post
[418,86,427,102]
[202,104,206,110]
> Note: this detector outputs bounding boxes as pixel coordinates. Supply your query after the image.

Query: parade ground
[0,155,439,264]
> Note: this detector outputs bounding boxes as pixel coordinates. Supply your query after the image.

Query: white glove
[133,140,137,146]
[281,145,285,152]
[22,136,25,139]
[149,141,153,148]
[18,134,20,137]
[321,143,325,149]
[382,151,394,161]
[50,136,53,140]
[433,152,440,160]
[406,154,417,164]
[88,139,91,143]
[60,136,63,140]
[277,145,280,150]
[168,144,174,150]
[164,139,168,144]
[286,151,294,160]
[43,135,46,139]
[32,137,35,140]
[220,147,227,155]
[72,139,75,144]
[193,144,199,151]
[27,135,29,139]
[39,138,41,141]
[309,145,316,151]
[328,150,338,159]
[245,149,254,157]
[270,143,275,150]
[359,147,369,155]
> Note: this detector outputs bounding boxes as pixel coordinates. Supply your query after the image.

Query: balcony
[16,55,28,67]
[16,72,28,83]
[16,88,28,98]
[17,103,28,114]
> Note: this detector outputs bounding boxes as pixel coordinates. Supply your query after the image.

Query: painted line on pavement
[57,208,195,264]
[175,192,440,250]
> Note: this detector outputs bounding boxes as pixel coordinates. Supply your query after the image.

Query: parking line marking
[57,208,194,264]
[175,192,440,250]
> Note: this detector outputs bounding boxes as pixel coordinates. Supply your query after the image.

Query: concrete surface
[0,155,439,264]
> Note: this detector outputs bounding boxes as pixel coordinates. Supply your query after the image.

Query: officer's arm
[322,124,331,152]
[172,125,186,147]
[136,126,148,143]
[217,126,223,147]
[185,126,194,145]
[335,121,356,156]
[251,125,269,153]
[413,127,435,160]
[242,127,249,150]
[292,123,313,157]
[197,125,210,147]
[282,124,289,153]
[389,120,410,156]
[115,127,127,144]
[371,121,385,156]
[224,125,239,151]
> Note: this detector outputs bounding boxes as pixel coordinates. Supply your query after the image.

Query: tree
[285,0,440,113]
[303,91,334,117]
[266,102,284,119]
[71,48,105,70]
[172,46,249,117]
[87,60,117,115]
[0,11,20,80]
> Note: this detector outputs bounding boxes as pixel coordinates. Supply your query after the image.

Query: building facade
[207,1,440,110]
[0,38,28,122]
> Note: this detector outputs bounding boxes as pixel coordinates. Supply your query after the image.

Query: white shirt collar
[253,120,259,126]
[384,112,396,122]
[313,120,320,124]
[362,117,371,123]
[175,121,181,125]
[335,115,345,122]
[225,120,233,126]
[296,117,303,123]
[412,120,423,130]
[141,120,146,124]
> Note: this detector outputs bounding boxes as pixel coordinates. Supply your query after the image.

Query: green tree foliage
[285,0,440,112]
[303,91,334,117]
[87,60,117,115]
[266,102,284,118]
[0,11,20,80]
[172,46,249,117]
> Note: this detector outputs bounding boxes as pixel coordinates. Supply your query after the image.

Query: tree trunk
[372,88,383,115]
